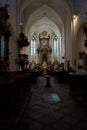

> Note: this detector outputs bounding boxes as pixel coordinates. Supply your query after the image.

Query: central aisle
[14,77,87,130]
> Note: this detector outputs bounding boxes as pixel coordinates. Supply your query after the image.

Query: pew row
[54,71,69,83]
[69,74,87,107]
[0,71,32,130]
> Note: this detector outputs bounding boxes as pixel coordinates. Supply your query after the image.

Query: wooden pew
[69,73,87,107]
[0,71,32,130]
[54,71,69,83]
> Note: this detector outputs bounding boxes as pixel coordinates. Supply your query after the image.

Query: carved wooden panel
[0,6,11,71]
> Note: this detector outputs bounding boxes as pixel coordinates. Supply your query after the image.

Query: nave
[13,77,87,130]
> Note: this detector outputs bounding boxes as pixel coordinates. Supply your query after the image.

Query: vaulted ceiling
[18,0,72,23]
[16,0,72,39]
[4,0,87,40]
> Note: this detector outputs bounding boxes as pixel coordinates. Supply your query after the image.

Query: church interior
[0,0,87,130]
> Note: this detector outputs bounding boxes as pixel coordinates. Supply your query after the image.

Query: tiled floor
[14,76,87,130]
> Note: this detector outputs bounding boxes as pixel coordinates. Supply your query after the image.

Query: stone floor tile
[29,111,44,119]
[52,120,73,130]
[43,93,61,104]
[38,116,56,125]
[48,111,64,120]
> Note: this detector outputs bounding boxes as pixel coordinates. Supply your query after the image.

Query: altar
[29,31,62,75]
[37,32,52,62]
[37,31,52,75]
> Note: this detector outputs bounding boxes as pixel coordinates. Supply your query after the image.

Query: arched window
[52,36,59,60]
[53,36,58,55]
[31,37,36,56]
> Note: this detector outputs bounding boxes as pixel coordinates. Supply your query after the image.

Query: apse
[27,18,61,63]
[24,5,65,64]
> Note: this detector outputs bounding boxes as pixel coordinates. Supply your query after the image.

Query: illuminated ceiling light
[19,22,23,26]
[73,14,77,20]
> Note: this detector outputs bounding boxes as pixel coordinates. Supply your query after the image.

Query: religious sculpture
[37,31,52,75]
[37,32,52,64]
